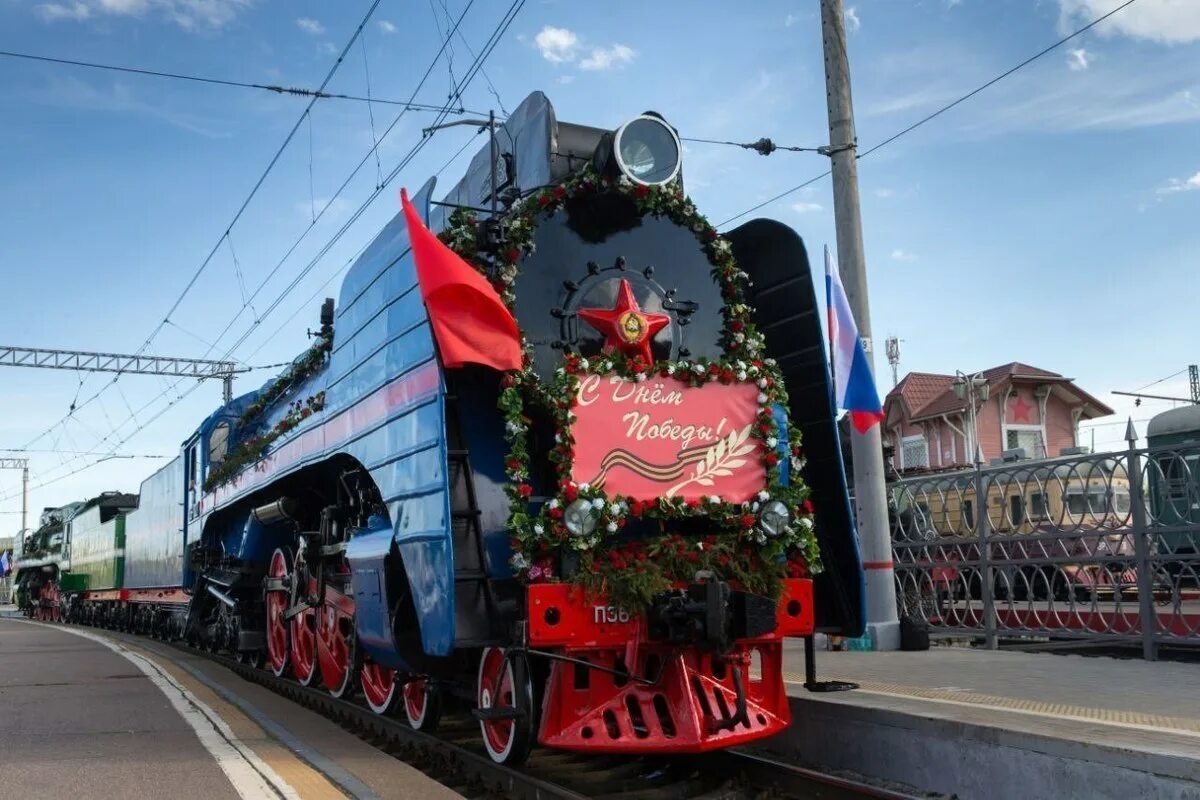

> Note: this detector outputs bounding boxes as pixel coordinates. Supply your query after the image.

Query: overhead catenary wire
[0,1,526,504]
[716,0,1142,228]
[0,47,490,115]
[16,0,389,454]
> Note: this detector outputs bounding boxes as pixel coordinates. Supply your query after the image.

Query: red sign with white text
[570,374,765,502]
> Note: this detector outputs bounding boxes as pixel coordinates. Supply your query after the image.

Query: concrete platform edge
[774,694,1200,800]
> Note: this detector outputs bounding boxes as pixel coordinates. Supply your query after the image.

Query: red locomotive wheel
[360,662,399,715]
[289,550,319,687]
[403,677,442,731]
[316,560,356,699]
[477,647,535,765]
[265,548,293,677]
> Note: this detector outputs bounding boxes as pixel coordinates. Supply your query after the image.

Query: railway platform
[0,616,463,800]
[778,640,1200,799]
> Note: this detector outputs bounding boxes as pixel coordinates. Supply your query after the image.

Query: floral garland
[203,391,327,493]
[239,331,332,426]
[441,168,820,611]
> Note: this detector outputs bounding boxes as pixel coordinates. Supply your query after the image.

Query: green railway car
[1145,405,1200,580]
[63,492,139,593]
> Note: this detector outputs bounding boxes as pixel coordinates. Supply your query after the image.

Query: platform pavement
[0,618,464,800]
[778,640,1200,799]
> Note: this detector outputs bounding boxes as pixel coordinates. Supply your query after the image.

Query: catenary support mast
[820,0,900,649]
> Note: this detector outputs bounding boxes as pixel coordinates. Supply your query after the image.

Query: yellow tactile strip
[784,672,1200,736]
[125,640,348,800]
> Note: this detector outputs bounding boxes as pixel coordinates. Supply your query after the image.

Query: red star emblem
[1010,395,1034,423]
[577,279,670,365]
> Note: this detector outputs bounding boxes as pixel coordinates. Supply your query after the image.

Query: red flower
[629,500,644,517]
[765,452,779,467]
[517,483,533,498]
[633,184,650,198]
[740,513,757,529]
[801,499,815,514]
[563,482,579,501]
[505,247,521,264]
[687,551,700,563]
[505,458,522,472]
[761,407,774,417]
[704,229,718,241]
[549,506,564,520]
[720,369,735,383]
[537,193,552,207]
[552,185,567,200]
[686,498,701,509]
[730,321,744,333]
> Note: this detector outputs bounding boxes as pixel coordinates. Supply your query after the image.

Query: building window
[1009,495,1025,526]
[901,435,929,469]
[1030,491,1049,519]
[1006,428,1045,459]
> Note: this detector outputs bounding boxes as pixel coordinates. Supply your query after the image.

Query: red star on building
[1010,395,1035,423]
[577,279,670,365]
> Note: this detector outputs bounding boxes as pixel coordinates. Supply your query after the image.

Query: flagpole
[821,0,900,650]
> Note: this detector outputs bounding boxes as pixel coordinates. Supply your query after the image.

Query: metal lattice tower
[0,345,248,403]
[885,336,902,388]
[0,458,29,537]
[1191,364,1199,404]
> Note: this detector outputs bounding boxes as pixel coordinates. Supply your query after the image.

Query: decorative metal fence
[888,438,1200,658]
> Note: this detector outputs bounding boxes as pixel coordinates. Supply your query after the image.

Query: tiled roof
[887,361,1111,422]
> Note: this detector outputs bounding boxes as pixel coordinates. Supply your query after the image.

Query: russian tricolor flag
[825,246,884,433]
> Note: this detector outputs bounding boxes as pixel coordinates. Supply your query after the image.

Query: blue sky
[1,0,1198,524]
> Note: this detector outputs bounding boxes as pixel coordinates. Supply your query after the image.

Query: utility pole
[820,0,899,650]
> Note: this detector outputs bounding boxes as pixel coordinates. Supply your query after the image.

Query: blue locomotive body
[31,91,866,764]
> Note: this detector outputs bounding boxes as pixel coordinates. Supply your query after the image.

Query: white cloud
[33,0,251,28]
[946,0,963,7]
[1058,0,1200,44]
[317,42,338,55]
[1157,170,1200,194]
[534,25,579,64]
[1067,47,1089,71]
[891,248,918,262]
[845,6,861,32]
[791,202,824,214]
[378,20,396,34]
[785,13,799,27]
[556,74,575,85]
[35,2,91,20]
[874,188,895,198]
[296,17,324,35]
[579,44,635,71]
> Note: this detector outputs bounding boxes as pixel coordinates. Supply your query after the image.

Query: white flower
[636,373,647,382]
[601,361,612,372]
[754,532,767,545]
[619,174,632,187]
[578,482,590,492]
[752,501,761,512]
[693,363,705,374]
[696,541,705,551]
[733,333,745,343]
[609,503,622,515]
[765,358,777,366]
[766,436,778,448]
[533,524,545,536]
[579,358,590,371]
[708,495,721,504]
[591,497,605,510]
[758,490,770,502]
[799,517,814,530]
[757,393,769,404]
[510,553,530,571]
[606,521,618,533]
[554,433,562,443]
[667,364,677,375]
[736,371,747,381]
[548,498,560,510]
[757,378,768,388]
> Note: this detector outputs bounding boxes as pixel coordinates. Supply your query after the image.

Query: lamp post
[952,371,989,466]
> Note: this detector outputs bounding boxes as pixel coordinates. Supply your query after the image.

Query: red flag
[400,189,523,372]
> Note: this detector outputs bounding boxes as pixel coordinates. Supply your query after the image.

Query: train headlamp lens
[564,499,599,537]
[759,500,791,538]
[614,115,681,186]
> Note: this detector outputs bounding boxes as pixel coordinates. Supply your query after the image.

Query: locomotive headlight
[564,499,599,537]
[613,115,682,186]
[759,500,791,538]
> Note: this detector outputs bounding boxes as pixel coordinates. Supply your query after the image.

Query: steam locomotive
[13,92,864,764]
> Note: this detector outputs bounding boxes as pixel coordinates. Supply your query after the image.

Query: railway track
[15,614,926,800]
[184,641,922,799]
